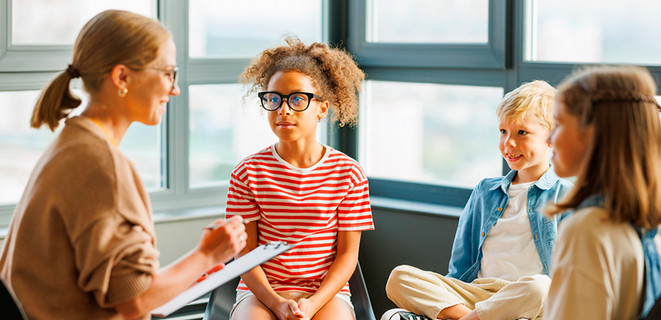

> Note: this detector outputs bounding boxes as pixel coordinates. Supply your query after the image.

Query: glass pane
[12,1,155,45]
[189,0,323,58]
[368,0,489,44]
[359,81,503,188]
[121,123,162,190]
[527,0,661,64]
[0,90,161,204]
[189,84,328,187]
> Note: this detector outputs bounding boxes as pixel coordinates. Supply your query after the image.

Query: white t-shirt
[478,181,545,281]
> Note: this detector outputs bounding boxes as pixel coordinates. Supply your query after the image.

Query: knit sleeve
[73,215,159,307]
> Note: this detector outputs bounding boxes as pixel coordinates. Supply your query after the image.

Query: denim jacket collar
[490,165,558,193]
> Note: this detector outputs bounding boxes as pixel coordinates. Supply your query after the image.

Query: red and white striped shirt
[226,144,374,294]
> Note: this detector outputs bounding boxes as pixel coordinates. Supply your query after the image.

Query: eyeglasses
[257,91,322,112]
[146,66,178,90]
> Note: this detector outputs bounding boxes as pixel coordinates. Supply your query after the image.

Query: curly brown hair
[240,36,365,127]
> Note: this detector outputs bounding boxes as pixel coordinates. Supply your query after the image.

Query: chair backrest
[1,278,26,320]
[203,262,376,320]
[645,296,661,320]
[349,262,377,320]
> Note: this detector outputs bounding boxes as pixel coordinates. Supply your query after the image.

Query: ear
[317,100,329,120]
[110,64,130,90]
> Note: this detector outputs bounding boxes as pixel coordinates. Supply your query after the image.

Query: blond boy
[383,81,572,320]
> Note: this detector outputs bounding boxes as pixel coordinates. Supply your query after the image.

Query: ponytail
[30,68,81,131]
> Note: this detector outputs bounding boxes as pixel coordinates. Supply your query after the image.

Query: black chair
[1,278,26,319]
[646,296,661,320]
[203,262,376,320]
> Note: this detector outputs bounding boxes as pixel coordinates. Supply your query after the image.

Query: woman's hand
[272,298,309,320]
[197,216,247,264]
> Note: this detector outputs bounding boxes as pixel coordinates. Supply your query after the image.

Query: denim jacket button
[481,232,485,237]
[497,207,502,211]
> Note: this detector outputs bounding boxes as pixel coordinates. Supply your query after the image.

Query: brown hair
[496,80,556,130]
[30,9,171,131]
[547,66,661,229]
[240,36,365,127]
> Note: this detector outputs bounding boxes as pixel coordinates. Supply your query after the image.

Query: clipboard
[152,241,293,317]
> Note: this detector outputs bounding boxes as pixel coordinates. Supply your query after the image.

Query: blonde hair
[240,36,365,127]
[496,80,556,130]
[547,66,661,229]
[31,10,171,131]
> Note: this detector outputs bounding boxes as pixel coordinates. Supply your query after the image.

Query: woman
[0,10,246,319]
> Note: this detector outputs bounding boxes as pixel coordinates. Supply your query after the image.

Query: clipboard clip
[265,241,289,248]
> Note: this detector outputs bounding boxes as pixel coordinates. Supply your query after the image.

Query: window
[189,84,275,187]
[3,1,661,227]
[189,0,323,58]
[12,1,155,45]
[348,0,506,69]
[0,0,330,224]
[359,81,503,188]
[526,0,661,65]
[367,0,488,44]
[0,91,53,206]
[186,0,326,189]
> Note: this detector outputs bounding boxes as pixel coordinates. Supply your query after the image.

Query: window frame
[346,0,508,69]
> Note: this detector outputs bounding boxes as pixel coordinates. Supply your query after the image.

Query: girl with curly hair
[225,37,374,320]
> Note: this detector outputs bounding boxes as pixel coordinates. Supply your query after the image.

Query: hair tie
[591,90,658,106]
[66,64,81,79]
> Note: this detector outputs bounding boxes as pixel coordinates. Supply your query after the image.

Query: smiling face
[547,100,593,178]
[128,37,180,125]
[266,70,328,144]
[499,114,551,183]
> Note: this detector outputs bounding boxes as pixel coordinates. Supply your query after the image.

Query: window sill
[370,196,463,218]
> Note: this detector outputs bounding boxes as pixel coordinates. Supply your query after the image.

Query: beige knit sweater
[0,116,160,319]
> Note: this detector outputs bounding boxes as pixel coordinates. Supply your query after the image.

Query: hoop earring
[117,88,128,97]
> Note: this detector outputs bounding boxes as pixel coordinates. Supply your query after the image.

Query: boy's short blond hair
[496,80,556,130]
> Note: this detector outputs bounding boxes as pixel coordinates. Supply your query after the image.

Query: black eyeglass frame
[146,66,179,90]
[257,91,323,112]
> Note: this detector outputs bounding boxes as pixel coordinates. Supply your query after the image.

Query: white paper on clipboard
[152,241,293,317]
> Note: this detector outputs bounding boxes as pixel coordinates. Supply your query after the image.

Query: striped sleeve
[225,162,260,221]
[337,162,374,231]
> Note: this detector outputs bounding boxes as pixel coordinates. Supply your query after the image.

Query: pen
[204,219,248,231]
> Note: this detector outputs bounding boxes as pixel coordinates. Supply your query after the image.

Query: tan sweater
[546,206,661,320]
[0,116,160,319]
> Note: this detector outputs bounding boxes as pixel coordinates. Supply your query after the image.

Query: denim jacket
[447,167,573,282]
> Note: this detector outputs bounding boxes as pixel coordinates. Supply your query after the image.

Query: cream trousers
[385,265,550,320]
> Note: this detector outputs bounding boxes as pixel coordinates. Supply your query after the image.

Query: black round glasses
[258,91,322,112]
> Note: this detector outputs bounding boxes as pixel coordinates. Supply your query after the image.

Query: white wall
[154,215,220,265]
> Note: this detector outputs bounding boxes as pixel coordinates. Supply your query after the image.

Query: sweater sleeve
[73,215,159,307]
